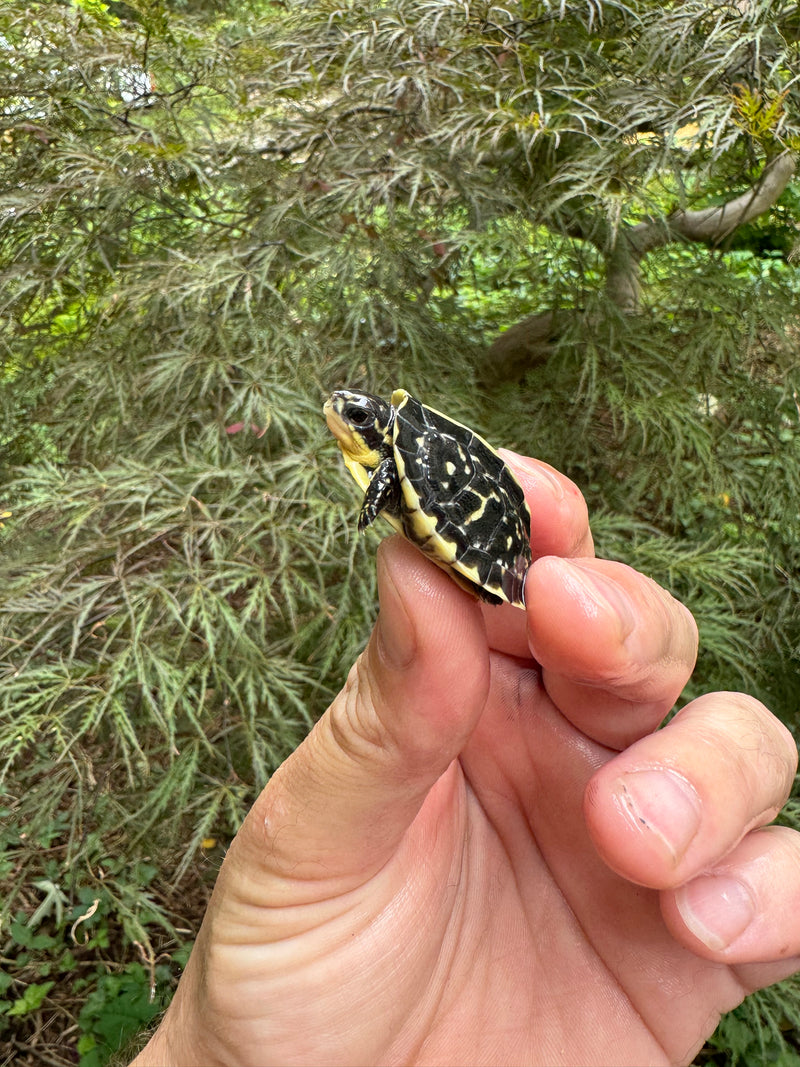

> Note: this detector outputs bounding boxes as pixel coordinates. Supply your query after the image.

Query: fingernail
[560,560,636,640]
[375,551,417,670]
[675,875,755,951]
[613,769,702,865]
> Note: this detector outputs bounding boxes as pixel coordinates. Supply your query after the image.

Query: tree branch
[483,151,797,377]
[479,310,563,382]
[632,151,797,255]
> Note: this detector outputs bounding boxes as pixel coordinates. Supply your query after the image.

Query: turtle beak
[323,396,351,446]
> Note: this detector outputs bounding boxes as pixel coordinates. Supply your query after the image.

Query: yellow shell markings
[394,440,485,588]
[465,496,490,523]
[392,393,502,593]
[391,387,510,487]
[394,447,458,563]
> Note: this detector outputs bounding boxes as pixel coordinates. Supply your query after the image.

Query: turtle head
[324,390,394,473]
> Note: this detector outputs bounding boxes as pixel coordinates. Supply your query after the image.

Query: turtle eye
[345,404,373,427]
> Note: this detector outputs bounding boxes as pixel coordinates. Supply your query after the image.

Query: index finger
[527,556,698,749]
[484,452,594,657]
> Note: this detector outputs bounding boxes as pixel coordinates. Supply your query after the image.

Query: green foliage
[699,980,800,1067]
[0,0,798,1062]
[77,964,169,1067]
[0,889,177,1063]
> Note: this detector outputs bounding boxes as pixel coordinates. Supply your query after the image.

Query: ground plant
[0,0,798,1062]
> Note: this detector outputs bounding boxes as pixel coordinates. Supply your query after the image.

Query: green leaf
[7,981,55,1016]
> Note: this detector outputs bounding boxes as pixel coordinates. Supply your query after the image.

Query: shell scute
[391,393,531,607]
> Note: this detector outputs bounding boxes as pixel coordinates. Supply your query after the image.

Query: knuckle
[681,691,797,803]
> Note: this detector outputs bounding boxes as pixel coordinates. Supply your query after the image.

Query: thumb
[231,536,490,893]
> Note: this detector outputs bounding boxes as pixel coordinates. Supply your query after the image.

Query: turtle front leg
[358,457,401,532]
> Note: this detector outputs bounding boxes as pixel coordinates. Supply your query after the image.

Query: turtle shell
[390,390,531,607]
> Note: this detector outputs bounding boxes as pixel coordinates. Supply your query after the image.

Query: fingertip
[584,767,703,889]
[663,874,757,959]
[659,827,800,965]
[500,451,594,558]
[525,556,633,675]
[584,691,798,891]
[524,556,697,747]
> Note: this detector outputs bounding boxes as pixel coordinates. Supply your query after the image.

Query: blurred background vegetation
[0,0,798,1062]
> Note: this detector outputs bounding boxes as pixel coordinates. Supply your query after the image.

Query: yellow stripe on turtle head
[323,397,383,482]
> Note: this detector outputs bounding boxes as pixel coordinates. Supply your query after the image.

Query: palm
[443,653,730,1067]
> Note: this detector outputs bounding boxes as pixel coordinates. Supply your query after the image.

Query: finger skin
[526,556,698,748]
[662,825,800,965]
[584,692,797,890]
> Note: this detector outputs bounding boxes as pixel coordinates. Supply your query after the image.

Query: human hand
[133,453,799,1067]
